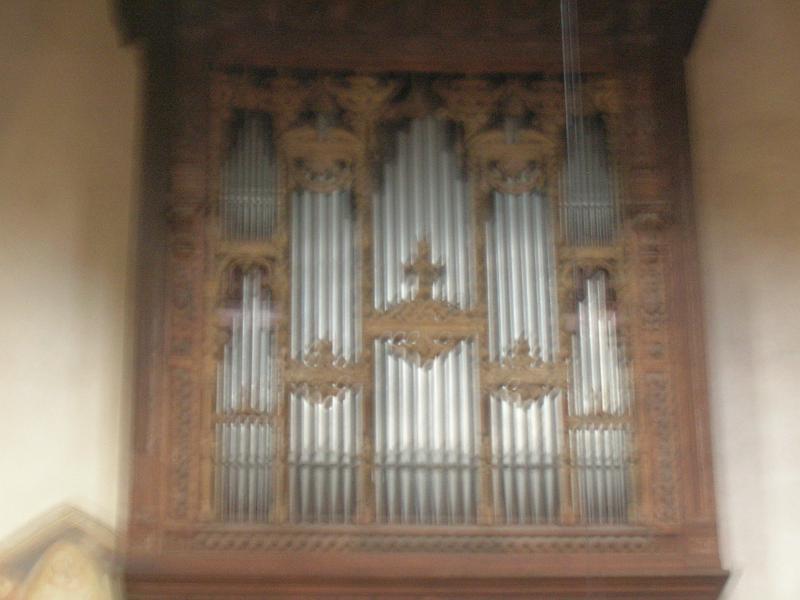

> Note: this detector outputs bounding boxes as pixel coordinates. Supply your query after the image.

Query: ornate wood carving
[123,1,725,596]
[178,529,653,554]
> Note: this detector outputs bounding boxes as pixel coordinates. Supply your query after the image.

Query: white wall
[0,0,140,540]
[688,0,800,597]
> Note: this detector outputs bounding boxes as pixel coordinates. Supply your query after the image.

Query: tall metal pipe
[220,112,277,241]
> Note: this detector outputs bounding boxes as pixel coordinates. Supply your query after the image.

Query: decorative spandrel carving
[326,76,399,152]
[386,332,464,366]
[583,79,624,116]
[481,360,567,398]
[288,382,350,405]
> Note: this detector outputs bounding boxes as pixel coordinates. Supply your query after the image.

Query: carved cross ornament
[404,239,444,301]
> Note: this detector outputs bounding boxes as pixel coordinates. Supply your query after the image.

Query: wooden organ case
[117,1,727,598]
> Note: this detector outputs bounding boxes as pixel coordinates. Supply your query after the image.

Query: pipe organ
[123,1,725,597]
[207,77,638,527]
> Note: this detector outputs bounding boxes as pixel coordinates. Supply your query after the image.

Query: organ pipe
[490,391,562,524]
[560,0,620,247]
[485,191,559,363]
[290,189,359,363]
[560,115,620,247]
[212,71,634,526]
[373,340,479,525]
[220,112,277,241]
[373,116,473,310]
[569,271,632,523]
[215,269,276,521]
[288,389,361,524]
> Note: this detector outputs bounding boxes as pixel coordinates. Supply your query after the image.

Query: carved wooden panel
[122,1,725,597]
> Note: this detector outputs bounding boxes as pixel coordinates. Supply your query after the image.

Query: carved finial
[404,239,444,301]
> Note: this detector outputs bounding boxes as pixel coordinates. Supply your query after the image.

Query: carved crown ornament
[280,126,362,194]
[503,339,546,369]
[302,340,346,369]
[480,357,568,402]
[470,129,556,195]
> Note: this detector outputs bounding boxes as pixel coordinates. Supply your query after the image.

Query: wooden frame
[119,1,726,597]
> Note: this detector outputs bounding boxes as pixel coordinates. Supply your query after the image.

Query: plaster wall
[0,0,140,539]
[688,0,800,597]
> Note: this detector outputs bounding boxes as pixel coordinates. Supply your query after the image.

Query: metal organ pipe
[372,117,479,524]
[290,189,359,363]
[374,340,479,524]
[215,270,276,521]
[562,116,619,247]
[220,113,277,241]
[569,271,632,523]
[373,116,473,310]
[559,0,632,525]
[287,184,360,523]
[213,77,634,527]
[560,0,620,248]
[486,191,559,363]
[288,389,361,524]
[490,391,562,524]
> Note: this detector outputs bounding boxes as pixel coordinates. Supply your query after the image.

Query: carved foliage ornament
[282,126,361,194]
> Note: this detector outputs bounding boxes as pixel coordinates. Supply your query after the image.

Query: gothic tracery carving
[156,70,679,546]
